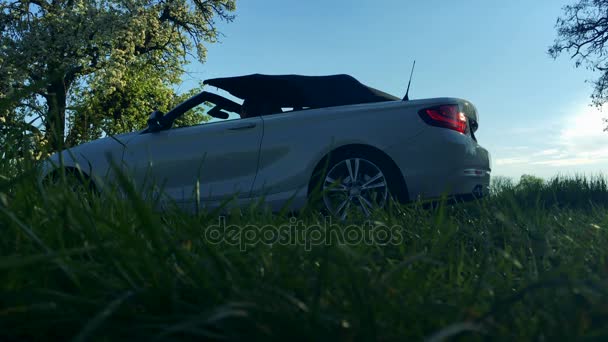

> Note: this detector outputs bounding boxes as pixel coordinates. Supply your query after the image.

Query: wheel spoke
[345,159,358,184]
[340,201,351,220]
[358,195,373,216]
[325,174,348,192]
[325,176,336,185]
[362,181,386,190]
[361,172,383,188]
[335,198,349,215]
[328,185,348,192]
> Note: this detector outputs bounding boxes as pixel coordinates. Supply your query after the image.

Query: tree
[0,74,50,160]
[66,61,208,145]
[550,0,608,108]
[517,174,545,191]
[0,0,235,151]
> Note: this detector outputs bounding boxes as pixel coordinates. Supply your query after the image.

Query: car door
[250,109,335,210]
[122,116,263,207]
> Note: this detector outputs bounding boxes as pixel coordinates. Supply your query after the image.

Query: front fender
[39,134,132,190]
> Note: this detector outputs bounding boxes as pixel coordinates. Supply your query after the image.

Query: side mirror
[147,110,165,132]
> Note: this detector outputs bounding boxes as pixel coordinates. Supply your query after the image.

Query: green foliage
[489,175,514,195]
[67,63,209,145]
[492,173,608,210]
[0,0,236,150]
[517,174,544,191]
[0,82,49,162]
[172,88,210,129]
[2,149,608,340]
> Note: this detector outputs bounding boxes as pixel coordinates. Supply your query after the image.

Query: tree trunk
[45,77,67,152]
[65,111,90,146]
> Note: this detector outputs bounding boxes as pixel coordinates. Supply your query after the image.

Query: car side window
[173,103,240,128]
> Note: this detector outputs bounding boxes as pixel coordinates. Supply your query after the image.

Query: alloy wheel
[322,157,389,219]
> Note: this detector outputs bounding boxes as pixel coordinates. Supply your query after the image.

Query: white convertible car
[43,74,491,217]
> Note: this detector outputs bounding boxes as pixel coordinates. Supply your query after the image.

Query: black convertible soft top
[148,74,400,132]
[203,74,399,109]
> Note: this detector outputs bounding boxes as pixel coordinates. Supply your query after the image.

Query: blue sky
[182,0,607,180]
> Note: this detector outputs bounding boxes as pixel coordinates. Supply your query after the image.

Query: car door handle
[227,123,257,131]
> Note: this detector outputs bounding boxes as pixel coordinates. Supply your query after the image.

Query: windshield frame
[142,91,243,133]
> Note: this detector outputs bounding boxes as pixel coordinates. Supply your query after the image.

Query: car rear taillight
[418,104,467,134]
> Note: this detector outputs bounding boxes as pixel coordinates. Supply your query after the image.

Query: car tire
[309,149,405,219]
[46,168,97,195]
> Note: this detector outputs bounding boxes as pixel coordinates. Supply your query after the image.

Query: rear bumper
[408,168,491,201]
[417,188,488,209]
[386,128,491,201]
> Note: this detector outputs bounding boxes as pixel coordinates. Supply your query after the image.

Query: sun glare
[557,104,608,160]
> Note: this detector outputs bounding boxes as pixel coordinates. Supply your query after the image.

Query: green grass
[2,158,608,341]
